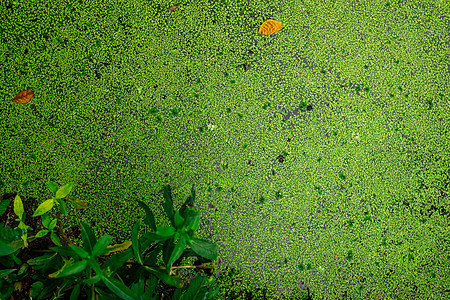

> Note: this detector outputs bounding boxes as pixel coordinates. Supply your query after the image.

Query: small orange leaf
[376,291,382,300]
[259,19,283,35]
[12,90,34,104]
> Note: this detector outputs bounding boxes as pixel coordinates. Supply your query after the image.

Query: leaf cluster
[0,183,220,299]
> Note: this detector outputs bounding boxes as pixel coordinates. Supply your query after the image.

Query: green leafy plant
[0,183,221,299]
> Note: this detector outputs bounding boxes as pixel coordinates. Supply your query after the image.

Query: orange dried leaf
[12,90,34,104]
[259,19,283,35]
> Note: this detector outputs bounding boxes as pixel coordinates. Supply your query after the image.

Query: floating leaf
[259,19,283,35]
[169,4,179,11]
[12,90,34,104]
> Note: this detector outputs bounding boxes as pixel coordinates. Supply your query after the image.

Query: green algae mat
[1,0,449,298]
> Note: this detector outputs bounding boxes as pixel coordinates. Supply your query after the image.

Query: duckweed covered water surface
[1,0,449,298]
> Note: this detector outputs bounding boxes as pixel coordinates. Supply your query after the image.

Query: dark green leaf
[185,214,200,232]
[87,257,103,278]
[50,246,77,257]
[145,275,158,298]
[142,232,171,243]
[137,201,156,231]
[69,245,90,259]
[174,211,184,228]
[168,236,186,267]
[163,185,175,226]
[102,276,138,300]
[41,213,52,229]
[30,281,45,299]
[92,234,112,257]
[189,238,218,261]
[162,240,174,267]
[130,274,145,294]
[7,238,25,252]
[47,181,59,195]
[155,226,175,237]
[60,199,68,216]
[56,260,87,278]
[70,283,81,300]
[182,275,206,300]
[80,221,97,254]
[17,263,28,275]
[0,242,16,256]
[143,265,184,288]
[103,248,134,273]
[132,222,143,265]
[27,253,57,266]
[55,182,74,199]
[82,274,102,285]
[0,199,10,216]
[50,232,62,246]
[0,268,16,278]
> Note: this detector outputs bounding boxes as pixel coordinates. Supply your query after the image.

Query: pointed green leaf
[70,283,81,300]
[156,226,175,237]
[87,257,104,278]
[0,268,16,278]
[48,219,57,231]
[163,185,175,226]
[102,276,138,300]
[30,281,45,299]
[0,199,10,216]
[47,181,59,195]
[167,236,186,267]
[41,213,52,229]
[142,232,171,243]
[0,241,16,256]
[69,245,90,259]
[50,232,62,246]
[80,222,96,254]
[13,195,24,220]
[142,265,184,288]
[189,238,218,261]
[103,248,134,273]
[7,238,25,252]
[92,234,112,257]
[33,199,55,217]
[56,260,87,278]
[137,201,156,231]
[55,182,74,199]
[60,199,68,216]
[182,275,206,300]
[174,211,185,228]
[83,275,102,285]
[185,213,200,232]
[50,246,77,257]
[35,230,49,238]
[131,221,142,264]
[27,253,57,266]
